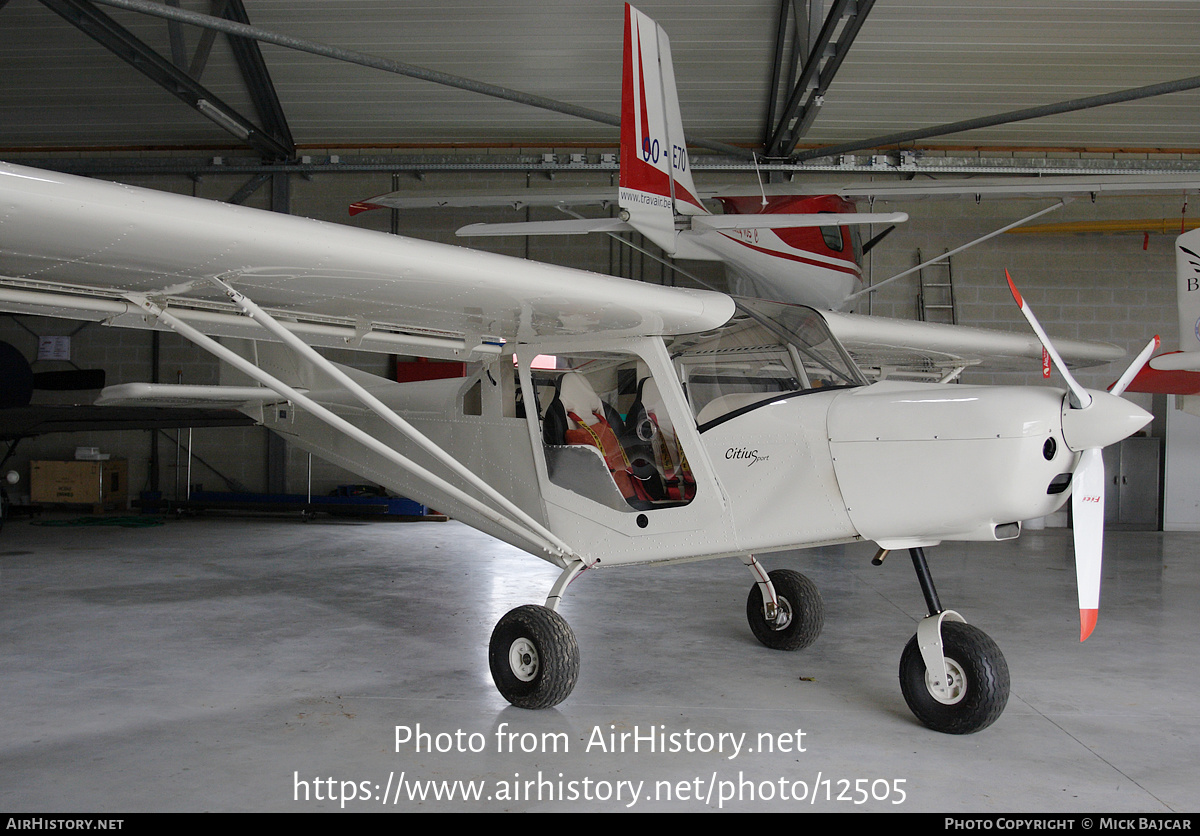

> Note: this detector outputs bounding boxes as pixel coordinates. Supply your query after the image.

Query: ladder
[917,249,956,325]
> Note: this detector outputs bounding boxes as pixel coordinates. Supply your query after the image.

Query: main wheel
[746,569,824,651]
[899,621,1009,734]
[488,605,580,709]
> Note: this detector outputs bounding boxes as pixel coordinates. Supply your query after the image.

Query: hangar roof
[1,0,1199,159]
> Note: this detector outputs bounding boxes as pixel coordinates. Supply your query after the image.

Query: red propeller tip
[1004,270,1023,306]
[1079,608,1098,642]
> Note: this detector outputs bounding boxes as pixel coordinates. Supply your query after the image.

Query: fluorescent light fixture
[196,99,251,141]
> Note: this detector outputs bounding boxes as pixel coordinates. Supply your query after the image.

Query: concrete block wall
[855,192,1180,406]
[1,153,1181,509]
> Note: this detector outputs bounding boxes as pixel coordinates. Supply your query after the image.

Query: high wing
[0,162,1118,396]
[824,311,1123,381]
[0,160,741,561]
[0,162,734,357]
[710,173,1200,202]
[353,173,1200,216]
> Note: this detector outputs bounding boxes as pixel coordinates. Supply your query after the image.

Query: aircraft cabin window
[669,299,865,431]
[533,352,696,512]
[819,215,844,252]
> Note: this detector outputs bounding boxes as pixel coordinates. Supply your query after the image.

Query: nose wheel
[899,620,1009,734]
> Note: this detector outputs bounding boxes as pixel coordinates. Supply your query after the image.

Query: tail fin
[1120,227,1200,400]
[1176,228,1200,355]
[620,4,705,255]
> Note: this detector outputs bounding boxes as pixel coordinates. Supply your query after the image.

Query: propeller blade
[1071,447,1105,641]
[1005,270,1092,408]
[1110,335,1161,397]
[1004,274,1156,642]
[860,224,897,256]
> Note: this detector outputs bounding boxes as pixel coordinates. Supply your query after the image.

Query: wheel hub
[508,637,540,682]
[926,656,966,704]
[770,597,793,631]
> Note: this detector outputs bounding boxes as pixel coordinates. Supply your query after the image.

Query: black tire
[899,621,1010,734]
[488,605,580,709]
[746,569,824,651]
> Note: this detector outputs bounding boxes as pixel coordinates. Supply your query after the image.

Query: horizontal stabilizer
[0,404,254,441]
[457,218,635,237]
[31,369,106,391]
[1121,352,1200,395]
[1149,350,1200,371]
[96,383,296,408]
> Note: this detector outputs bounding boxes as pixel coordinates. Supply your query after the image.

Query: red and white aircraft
[352,5,902,312]
[354,4,1189,383]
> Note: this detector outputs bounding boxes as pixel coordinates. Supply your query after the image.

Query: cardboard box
[31,460,128,508]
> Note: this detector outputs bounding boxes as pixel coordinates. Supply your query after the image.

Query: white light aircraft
[0,155,1157,733]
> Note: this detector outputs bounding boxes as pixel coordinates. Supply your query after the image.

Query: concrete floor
[0,512,1196,813]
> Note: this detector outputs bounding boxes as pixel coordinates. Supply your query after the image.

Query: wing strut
[840,200,1070,307]
[206,276,575,560]
[124,293,577,564]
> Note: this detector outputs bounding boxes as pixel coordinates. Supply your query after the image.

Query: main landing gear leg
[895,547,1010,734]
[488,560,585,710]
[742,554,824,651]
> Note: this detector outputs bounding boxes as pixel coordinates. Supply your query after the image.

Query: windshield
[667,299,865,430]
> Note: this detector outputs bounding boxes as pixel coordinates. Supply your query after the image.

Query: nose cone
[1061,390,1153,452]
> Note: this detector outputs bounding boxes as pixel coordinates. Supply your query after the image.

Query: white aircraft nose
[1060,390,1153,452]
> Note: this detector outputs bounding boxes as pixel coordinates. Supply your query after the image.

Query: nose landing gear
[895,547,1010,734]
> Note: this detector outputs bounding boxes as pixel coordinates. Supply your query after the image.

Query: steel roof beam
[86,0,751,160]
[38,0,294,160]
[765,0,875,158]
[221,0,294,154]
[22,152,1200,178]
[762,0,795,154]
[187,1,228,80]
[794,73,1200,162]
[163,0,186,67]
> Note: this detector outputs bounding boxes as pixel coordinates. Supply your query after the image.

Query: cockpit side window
[668,299,864,430]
